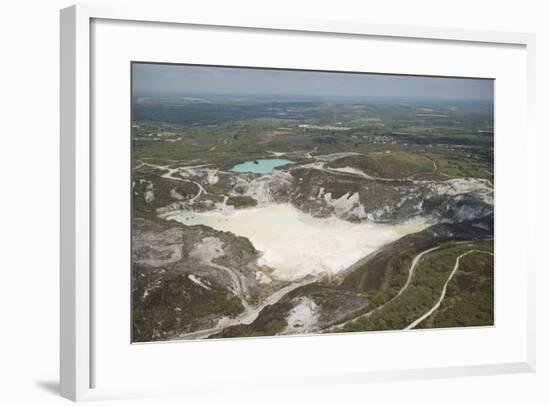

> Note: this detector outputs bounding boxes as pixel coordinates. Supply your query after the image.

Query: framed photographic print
[60,4,536,402]
[130,62,496,342]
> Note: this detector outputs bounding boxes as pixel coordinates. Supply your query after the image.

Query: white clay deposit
[165,203,430,281]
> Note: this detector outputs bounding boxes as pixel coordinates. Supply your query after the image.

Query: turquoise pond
[231,158,294,174]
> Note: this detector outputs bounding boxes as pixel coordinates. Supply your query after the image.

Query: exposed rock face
[144,190,154,203]
[135,161,492,228]
[323,191,366,219]
[232,170,294,205]
[133,221,184,268]
[288,167,493,224]
[283,297,319,334]
[438,194,494,223]
[132,217,277,342]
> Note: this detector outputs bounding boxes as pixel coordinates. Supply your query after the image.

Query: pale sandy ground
[166,203,430,281]
[282,297,319,334]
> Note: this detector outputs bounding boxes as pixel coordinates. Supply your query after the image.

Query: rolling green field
[132,97,494,181]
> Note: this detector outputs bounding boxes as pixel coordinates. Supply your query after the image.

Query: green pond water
[231,158,294,174]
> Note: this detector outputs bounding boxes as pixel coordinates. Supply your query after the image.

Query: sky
[132,63,494,101]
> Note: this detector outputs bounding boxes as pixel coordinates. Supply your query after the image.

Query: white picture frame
[60,3,537,402]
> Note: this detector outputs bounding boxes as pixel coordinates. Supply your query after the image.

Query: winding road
[405,249,494,330]
[137,161,208,203]
[323,245,441,331]
[175,277,317,340]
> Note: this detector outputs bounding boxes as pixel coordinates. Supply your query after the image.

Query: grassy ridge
[417,250,494,328]
[329,152,435,179]
[336,240,493,333]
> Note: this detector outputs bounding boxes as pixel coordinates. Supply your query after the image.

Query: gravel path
[405,249,494,329]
